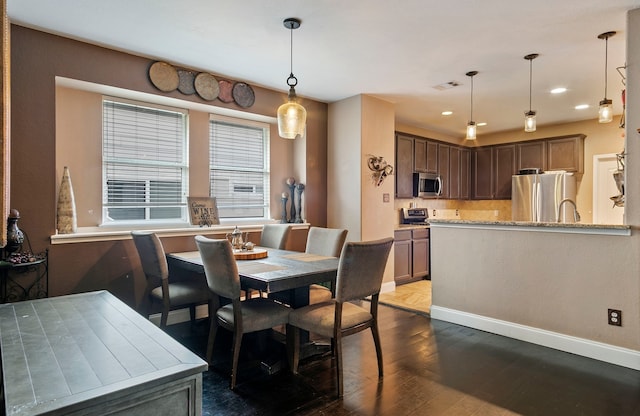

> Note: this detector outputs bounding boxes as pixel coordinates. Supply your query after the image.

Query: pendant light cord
[604,36,608,99]
[470,74,474,121]
[529,58,533,112]
[289,26,294,77]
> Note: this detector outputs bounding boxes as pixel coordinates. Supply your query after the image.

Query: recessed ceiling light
[551,87,567,94]
[442,111,453,116]
[477,122,487,127]
[575,104,589,110]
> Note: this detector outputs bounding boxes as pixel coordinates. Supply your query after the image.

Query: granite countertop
[427,218,631,230]
[396,223,430,230]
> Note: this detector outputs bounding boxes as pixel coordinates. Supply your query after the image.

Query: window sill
[50,222,310,245]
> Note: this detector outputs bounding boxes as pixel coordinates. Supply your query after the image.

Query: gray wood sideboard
[0,290,207,415]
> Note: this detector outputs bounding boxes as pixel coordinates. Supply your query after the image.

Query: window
[209,115,270,219]
[102,99,188,224]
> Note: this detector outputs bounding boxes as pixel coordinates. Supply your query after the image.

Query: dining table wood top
[167,247,339,296]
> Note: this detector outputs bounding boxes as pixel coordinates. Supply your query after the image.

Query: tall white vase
[56,166,77,234]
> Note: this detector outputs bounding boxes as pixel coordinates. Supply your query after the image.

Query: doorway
[593,153,624,224]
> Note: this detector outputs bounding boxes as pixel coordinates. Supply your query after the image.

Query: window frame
[208,114,271,221]
[101,97,190,227]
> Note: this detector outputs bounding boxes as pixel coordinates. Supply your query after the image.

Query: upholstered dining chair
[131,231,211,328]
[195,235,291,389]
[305,227,348,304]
[288,237,393,397]
[260,224,292,250]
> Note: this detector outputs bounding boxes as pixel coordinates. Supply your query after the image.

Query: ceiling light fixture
[442,111,453,116]
[597,31,616,123]
[524,53,539,132]
[575,104,590,110]
[277,18,307,139]
[465,71,478,140]
[550,87,567,94]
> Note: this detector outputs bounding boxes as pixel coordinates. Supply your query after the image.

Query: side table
[0,250,48,303]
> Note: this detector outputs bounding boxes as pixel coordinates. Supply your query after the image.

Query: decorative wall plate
[218,79,234,103]
[149,62,179,92]
[194,72,220,101]
[232,82,255,108]
[177,70,196,95]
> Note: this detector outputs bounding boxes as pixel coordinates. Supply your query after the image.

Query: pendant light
[465,71,478,140]
[524,53,538,132]
[277,18,307,139]
[598,31,616,123]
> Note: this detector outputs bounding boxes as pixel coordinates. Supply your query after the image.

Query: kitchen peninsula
[428,218,639,371]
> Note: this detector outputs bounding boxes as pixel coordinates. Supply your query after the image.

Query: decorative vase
[280,192,289,223]
[56,166,77,234]
[6,209,24,255]
[295,183,305,223]
[286,177,296,223]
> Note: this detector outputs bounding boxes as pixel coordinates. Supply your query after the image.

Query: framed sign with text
[187,197,220,227]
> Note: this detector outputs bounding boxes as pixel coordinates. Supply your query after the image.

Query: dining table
[166,246,339,373]
[166,247,339,308]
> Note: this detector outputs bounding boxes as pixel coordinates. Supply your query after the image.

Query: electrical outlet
[608,309,622,326]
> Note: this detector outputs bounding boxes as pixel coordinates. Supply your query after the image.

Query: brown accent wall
[10,25,327,307]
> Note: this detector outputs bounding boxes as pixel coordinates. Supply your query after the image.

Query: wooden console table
[0,291,207,415]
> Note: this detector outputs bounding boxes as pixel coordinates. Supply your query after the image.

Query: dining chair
[305,226,348,304]
[288,237,393,397]
[260,224,292,249]
[195,235,291,389]
[131,231,211,328]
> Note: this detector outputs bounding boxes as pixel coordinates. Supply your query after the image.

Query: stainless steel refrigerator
[512,171,577,222]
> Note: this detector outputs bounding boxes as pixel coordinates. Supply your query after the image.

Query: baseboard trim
[430,305,640,371]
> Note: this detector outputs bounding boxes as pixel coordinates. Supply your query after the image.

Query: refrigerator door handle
[535,182,542,222]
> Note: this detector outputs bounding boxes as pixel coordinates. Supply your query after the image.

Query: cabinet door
[494,144,516,199]
[449,147,461,199]
[412,237,429,279]
[414,139,428,172]
[460,148,470,199]
[517,141,546,172]
[547,135,585,173]
[426,141,438,173]
[437,144,450,198]
[473,147,493,199]
[394,239,412,281]
[395,135,414,198]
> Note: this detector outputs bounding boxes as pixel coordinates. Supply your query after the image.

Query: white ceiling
[7,0,640,138]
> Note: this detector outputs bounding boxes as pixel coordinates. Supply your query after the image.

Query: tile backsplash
[396,198,512,223]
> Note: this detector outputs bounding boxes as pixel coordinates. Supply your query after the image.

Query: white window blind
[103,99,188,224]
[209,116,270,219]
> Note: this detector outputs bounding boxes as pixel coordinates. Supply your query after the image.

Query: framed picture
[187,197,219,227]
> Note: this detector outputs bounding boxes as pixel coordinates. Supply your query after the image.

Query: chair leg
[371,323,384,378]
[286,324,300,374]
[230,328,243,390]
[160,309,169,328]
[206,315,218,365]
[335,332,343,398]
[189,305,196,323]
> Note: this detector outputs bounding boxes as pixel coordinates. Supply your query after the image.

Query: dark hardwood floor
[166,303,640,416]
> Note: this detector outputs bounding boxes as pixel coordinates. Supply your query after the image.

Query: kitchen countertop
[396,223,430,230]
[427,218,631,235]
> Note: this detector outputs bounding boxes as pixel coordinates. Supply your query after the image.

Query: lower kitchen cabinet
[394,228,430,285]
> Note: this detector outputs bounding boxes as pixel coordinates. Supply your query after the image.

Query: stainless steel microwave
[413,172,442,197]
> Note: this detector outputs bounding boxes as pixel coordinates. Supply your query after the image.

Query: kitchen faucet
[557,198,581,223]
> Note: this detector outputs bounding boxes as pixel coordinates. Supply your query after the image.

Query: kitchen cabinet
[437,144,450,198]
[517,140,546,172]
[547,134,585,173]
[394,228,430,285]
[395,134,414,198]
[426,141,438,173]
[414,138,427,172]
[460,148,470,199]
[449,146,461,199]
[473,147,493,199]
[494,144,516,199]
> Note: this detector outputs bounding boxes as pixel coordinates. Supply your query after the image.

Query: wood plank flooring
[167,303,640,416]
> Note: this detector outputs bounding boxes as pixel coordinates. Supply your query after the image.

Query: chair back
[260,224,291,249]
[305,227,348,257]
[195,235,240,300]
[335,237,394,302]
[131,231,169,284]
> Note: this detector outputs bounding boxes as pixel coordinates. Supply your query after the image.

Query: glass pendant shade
[466,121,477,140]
[277,86,307,139]
[598,99,613,123]
[525,110,537,132]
